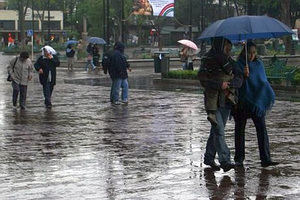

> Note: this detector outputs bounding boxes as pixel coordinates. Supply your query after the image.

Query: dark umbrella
[198,15,293,41]
[88,37,106,45]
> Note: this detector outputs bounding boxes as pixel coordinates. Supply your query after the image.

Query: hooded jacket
[109,42,130,79]
[34,54,60,85]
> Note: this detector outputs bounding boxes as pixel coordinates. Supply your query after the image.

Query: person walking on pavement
[233,41,279,168]
[66,44,75,71]
[34,46,60,109]
[198,37,243,172]
[85,43,95,71]
[7,51,33,110]
[109,42,131,105]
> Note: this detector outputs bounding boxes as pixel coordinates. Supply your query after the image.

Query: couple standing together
[199,38,278,172]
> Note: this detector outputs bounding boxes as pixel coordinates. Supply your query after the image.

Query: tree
[8,0,30,48]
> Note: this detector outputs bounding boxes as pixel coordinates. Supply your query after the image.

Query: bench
[265,55,298,86]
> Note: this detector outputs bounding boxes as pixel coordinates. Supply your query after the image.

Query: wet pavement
[0,53,299,199]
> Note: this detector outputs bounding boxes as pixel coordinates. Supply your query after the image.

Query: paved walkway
[0,54,299,199]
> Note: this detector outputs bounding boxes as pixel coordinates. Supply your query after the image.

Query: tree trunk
[18,0,26,49]
[280,0,292,54]
[233,0,239,16]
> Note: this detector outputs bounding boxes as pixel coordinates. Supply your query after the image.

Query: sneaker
[207,113,218,126]
[204,160,221,171]
[261,161,279,167]
[112,101,120,105]
[220,163,235,172]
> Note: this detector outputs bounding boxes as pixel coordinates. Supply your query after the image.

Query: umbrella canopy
[177,39,198,50]
[198,15,294,41]
[88,37,106,45]
[41,45,56,55]
[65,40,78,46]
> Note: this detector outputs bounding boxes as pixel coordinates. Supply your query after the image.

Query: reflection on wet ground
[0,54,299,199]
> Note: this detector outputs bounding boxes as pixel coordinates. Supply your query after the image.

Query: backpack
[66,49,75,57]
[102,51,112,74]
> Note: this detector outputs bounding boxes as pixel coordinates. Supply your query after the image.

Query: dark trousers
[233,109,271,164]
[12,81,27,108]
[42,82,54,106]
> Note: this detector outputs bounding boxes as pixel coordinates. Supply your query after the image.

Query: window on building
[0,20,15,30]
[42,21,61,30]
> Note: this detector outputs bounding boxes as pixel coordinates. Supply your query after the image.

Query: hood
[114,42,125,53]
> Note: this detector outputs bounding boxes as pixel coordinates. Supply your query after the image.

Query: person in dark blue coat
[34,47,60,109]
[233,41,278,168]
[109,42,131,105]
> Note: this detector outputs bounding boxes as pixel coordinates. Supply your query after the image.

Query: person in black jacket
[109,42,131,105]
[34,47,60,109]
[66,44,75,71]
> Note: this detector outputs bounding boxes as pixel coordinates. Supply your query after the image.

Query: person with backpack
[66,44,75,71]
[7,51,33,110]
[34,46,60,109]
[108,42,131,105]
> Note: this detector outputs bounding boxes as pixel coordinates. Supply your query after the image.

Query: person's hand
[244,65,249,77]
[38,68,43,74]
[28,75,32,81]
[221,81,230,90]
[47,54,53,59]
[128,67,132,72]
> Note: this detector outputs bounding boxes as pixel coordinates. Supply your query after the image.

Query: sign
[27,29,33,37]
[132,0,174,17]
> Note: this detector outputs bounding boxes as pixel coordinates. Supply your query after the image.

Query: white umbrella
[41,45,57,55]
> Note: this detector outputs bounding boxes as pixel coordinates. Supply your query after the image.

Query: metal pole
[106,0,110,46]
[121,0,125,43]
[189,0,192,40]
[31,0,34,59]
[48,0,50,42]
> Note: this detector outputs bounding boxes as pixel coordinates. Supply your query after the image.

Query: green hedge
[164,70,198,80]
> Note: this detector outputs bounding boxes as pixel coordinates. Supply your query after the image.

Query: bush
[164,70,198,80]
[292,72,300,85]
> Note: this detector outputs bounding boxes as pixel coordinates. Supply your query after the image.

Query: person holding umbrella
[178,39,198,70]
[66,44,75,71]
[233,41,279,168]
[34,46,60,109]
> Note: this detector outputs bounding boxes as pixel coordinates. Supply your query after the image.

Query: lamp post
[189,0,192,39]
[47,0,50,42]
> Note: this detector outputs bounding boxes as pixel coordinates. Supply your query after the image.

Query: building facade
[0,1,64,46]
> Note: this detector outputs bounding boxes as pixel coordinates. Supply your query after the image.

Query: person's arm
[28,59,33,81]
[7,57,16,76]
[51,55,60,67]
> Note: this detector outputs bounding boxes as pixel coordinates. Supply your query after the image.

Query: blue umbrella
[198,15,294,65]
[65,40,78,46]
[198,15,294,41]
[88,37,106,45]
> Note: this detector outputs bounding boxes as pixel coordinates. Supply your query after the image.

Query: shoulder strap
[12,57,18,72]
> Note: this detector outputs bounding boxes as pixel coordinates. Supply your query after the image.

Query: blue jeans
[42,82,54,106]
[110,78,128,103]
[204,107,231,165]
[233,109,271,164]
[85,60,95,71]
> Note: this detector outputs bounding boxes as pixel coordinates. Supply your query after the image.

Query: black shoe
[204,160,221,171]
[220,163,235,172]
[261,161,279,167]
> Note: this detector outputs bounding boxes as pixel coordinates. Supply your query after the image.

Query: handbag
[7,57,18,82]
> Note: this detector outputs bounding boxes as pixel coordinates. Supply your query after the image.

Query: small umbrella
[41,45,56,55]
[65,40,78,46]
[177,39,198,50]
[88,37,106,45]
